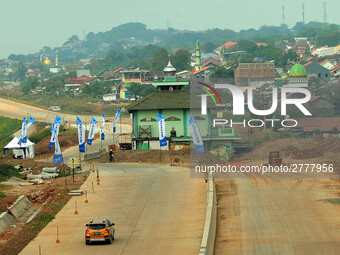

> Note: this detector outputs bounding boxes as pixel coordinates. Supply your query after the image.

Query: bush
[0,164,22,182]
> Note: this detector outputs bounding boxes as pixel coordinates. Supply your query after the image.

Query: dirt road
[20,163,206,255]
[214,176,339,255]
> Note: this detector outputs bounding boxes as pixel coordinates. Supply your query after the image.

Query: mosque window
[165,116,181,121]
[141,117,157,122]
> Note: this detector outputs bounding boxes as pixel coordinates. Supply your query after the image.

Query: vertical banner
[87,117,97,145]
[101,112,105,140]
[18,117,27,145]
[53,137,63,164]
[187,114,205,154]
[49,115,62,149]
[157,113,167,147]
[18,115,36,145]
[77,116,85,153]
[113,108,121,133]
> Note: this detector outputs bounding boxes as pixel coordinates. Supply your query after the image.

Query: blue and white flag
[87,117,97,145]
[113,108,121,133]
[18,117,27,145]
[53,137,63,165]
[157,113,167,147]
[77,116,85,153]
[18,115,36,145]
[187,114,205,154]
[101,112,105,140]
[49,115,62,149]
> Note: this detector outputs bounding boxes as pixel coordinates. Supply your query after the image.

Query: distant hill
[7,21,340,65]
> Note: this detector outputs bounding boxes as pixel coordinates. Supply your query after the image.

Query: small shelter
[3,137,35,159]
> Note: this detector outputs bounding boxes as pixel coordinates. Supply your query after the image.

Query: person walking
[109,149,114,163]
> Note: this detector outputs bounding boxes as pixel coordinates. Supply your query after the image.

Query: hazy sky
[0,0,339,58]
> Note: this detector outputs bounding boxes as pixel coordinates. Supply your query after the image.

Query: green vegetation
[0,116,22,150]
[28,126,51,144]
[0,164,22,182]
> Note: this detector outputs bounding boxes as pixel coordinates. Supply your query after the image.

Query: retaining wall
[199,178,217,255]
[84,148,107,161]
[0,212,14,233]
[8,195,32,218]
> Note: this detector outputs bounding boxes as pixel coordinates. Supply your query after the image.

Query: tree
[21,76,39,92]
[171,49,191,71]
[12,62,27,81]
[152,48,169,71]
[211,67,234,78]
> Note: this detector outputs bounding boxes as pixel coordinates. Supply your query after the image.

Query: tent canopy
[4,137,35,159]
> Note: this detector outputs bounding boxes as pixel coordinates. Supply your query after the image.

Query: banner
[87,117,97,145]
[19,115,36,145]
[77,116,85,153]
[157,113,167,147]
[18,117,27,145]
[113,108,121,133]
[53,137,63,164]
[101,112,105,140]
[187,114,205,154]
[49,115,62,149]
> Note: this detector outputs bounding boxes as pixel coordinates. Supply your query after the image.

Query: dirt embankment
[235,136,340,164]
[34,134,78,157]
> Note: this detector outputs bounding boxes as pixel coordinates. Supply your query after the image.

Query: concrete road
[214,177,340,255]
[20,163,206,255]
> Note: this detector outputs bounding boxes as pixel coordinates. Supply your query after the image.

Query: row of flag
[157,113,205,154]
[17,108,204,166]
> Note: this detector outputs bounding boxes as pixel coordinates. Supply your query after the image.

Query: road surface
[20,163,206,255]
[214,176,340,255]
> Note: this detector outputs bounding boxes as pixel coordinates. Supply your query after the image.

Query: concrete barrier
[0,212,14,233]
[8,195,32,218]
[199,178,217,255]
[84,148,107,161]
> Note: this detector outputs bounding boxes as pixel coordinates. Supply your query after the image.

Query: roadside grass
[0,164,23,182]
[321,198,340,205]
[0,184,12,198]
[0,116,21,150]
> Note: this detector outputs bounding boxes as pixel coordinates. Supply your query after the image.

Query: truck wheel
[85,240,90,245]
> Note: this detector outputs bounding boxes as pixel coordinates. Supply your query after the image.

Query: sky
[0,0,339,58]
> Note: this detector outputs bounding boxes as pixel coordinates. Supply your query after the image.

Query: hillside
[8,21,340,65]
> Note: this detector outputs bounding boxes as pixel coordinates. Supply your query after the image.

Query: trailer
[118,133,132,151]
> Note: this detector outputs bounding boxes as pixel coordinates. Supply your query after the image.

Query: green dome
[289,63,307,77]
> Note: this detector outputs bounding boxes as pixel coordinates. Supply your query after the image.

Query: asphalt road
[19,163,206,255]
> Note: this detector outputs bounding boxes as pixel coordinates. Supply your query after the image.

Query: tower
[323,1,327,29]
[195,40,202,72]
[55,55,58,67]
[302,3,305,24]
[282,5,285,25]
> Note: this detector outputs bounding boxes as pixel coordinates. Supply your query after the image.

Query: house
[104,67,124,81]
[120,69,149,99]
[214,42,238,54]
[25,68,42,77]
[201,57,223,69]
[77,69,91,77]
[307,96,333,112]
[294,117,340,137]
[191,66,213,80]
[234,63,275,88]
[312,47,336,57]
[303,62,330,81]
[126,61,241,151]
[330,65,340,76]
[67,77,94,84]
[319,60,335,70]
